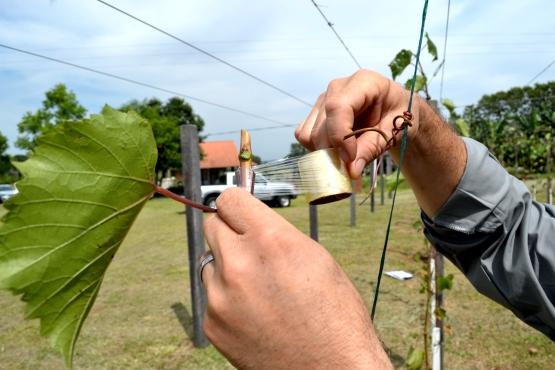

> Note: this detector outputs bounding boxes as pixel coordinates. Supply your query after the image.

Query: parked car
[0,184,18,203]
[201,171,297,208]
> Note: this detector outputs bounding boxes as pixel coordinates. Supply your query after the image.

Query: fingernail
[337,147,350,163]
[353,159,366,177]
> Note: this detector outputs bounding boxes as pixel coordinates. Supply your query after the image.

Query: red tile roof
[199,141,239,169]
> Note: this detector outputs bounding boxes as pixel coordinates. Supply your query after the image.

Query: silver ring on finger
[199,251,215,283]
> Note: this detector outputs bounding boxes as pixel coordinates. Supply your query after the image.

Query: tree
[16,84,87,151]
[119,97,205,180]
[288,142,309,157]
[463,81,555,174]
[0,131,11,180]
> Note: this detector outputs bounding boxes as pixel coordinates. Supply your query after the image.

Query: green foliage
[119,97,204,180]
[405,75,427,94]
[454,118,470,137]
[425,32,438,61]
[0,131,8,154]
[389,34,440,100]
[385,172,407,194]
[288,142,309,157]
[0,131,11,178]
[438,273,454,291]
[239,150,252,161]
[16,84,87,151]
[0,131,20,183]
[434,307,447,321]
[441,99,470,137]
[389,49,413,80]
[463,81,555,174]
[406,346,425,370]
[0,107,157,367]
[441,98,456,116]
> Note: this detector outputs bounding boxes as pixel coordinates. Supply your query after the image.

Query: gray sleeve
[422,137,555,340]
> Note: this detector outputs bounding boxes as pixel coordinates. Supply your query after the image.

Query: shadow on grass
[386,348,406,368]
[171,302,194,341]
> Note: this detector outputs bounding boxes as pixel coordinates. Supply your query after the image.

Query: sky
[1,0,554,161]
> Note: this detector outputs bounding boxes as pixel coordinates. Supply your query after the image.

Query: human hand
[202,188,392,370]
[295,70,421,179]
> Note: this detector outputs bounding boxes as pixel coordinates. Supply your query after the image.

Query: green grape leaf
[441,98,456,115]
[435,306,447,320]
[389,49,413,80]
[405,75,427,93]
[425,32,438,61]
[406,346,424,370]
[0,107,157,368]
[438,273,455,291]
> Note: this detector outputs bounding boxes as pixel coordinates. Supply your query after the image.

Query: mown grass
[1,191,554,369]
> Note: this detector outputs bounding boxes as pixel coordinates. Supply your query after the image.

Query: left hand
[202,188,392,370]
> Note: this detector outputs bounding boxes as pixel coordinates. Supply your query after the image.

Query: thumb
[216,187,287,235]
[347,131,387,178]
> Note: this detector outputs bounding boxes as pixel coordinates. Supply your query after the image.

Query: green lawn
[1,192,554,369]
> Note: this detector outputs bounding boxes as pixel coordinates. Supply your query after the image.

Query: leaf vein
[121,116,152,180]
[40,139,97,171]
[16,199,119,211]
[26,240,121,318]
[0,224,87,237]
[31,168,154,185]
[70,127,131,176]
[7,196,148,278]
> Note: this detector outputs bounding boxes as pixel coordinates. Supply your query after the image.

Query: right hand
[295,70,422,179]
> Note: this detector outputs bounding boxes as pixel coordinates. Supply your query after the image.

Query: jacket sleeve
[422,137,555,340]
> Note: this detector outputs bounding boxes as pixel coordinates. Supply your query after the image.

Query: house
[199,141,240,185]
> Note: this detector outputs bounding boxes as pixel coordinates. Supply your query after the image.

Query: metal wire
[0,43,293,128]
[96,0,312,107]
[309,0,362,69]
[371,0,430,321]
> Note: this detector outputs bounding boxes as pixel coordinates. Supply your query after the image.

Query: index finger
[324,71,383,162]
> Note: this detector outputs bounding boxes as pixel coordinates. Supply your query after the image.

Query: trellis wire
[370,0,430,320]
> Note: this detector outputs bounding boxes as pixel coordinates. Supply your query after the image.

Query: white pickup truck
[201,171,297,208]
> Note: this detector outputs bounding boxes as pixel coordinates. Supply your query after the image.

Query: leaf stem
[154,185,217,213]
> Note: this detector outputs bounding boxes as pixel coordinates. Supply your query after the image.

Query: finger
[204,214,238,261]
[215,187,287,235]
[295,93,325,151]
[348,130,388,178]
[325,71,383,163]
[309,108,331,150]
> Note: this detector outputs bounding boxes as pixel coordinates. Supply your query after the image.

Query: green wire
[370,0,430,321]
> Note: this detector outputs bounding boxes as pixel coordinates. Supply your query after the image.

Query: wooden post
[180,125,209,348]
[350,184,356,227]
[370,160,376,213]
[309,204,318,241]
[371,189,376,213]
[385,154,393,199]
[380,157,385,206]
[385,153,393,175]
